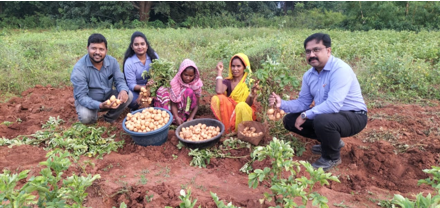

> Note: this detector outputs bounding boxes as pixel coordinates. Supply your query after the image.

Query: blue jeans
[75,90,133,124]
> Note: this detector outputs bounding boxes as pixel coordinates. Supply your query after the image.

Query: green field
[1,28,440,102]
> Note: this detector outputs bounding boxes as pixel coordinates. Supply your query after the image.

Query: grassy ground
[1,27,440,102]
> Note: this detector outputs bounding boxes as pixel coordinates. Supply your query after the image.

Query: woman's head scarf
[170,59,203,103]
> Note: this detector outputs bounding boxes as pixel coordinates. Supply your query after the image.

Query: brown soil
[1,84,439,208]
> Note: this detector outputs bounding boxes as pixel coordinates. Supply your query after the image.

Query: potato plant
[248,138,340,207]
[385,166,440,208]
[247,56,299,123]
[187,138,250,168]
[141,58,176,97]
[0,149,100,208]
[210,192,240,208]
[0,116,124,158]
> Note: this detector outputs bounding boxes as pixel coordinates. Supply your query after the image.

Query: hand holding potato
[269,92,281,108]
[118,91,128,103]
[101,95,122,109]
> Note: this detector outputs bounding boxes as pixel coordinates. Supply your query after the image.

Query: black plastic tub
[175,118,225,149]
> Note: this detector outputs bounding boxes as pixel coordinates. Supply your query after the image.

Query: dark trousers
[283,111,368,160]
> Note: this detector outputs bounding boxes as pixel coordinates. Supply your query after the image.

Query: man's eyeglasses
[305,47,325,55]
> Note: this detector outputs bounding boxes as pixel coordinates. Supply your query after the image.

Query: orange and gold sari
[211,53,256,133]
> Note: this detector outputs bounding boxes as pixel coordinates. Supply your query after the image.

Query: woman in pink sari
[154,59,203,125]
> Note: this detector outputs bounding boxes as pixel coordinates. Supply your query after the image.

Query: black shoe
[311,140,345,155]
[311,157,342,171]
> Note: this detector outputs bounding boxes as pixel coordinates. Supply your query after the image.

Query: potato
[276,113,281,119]
[268,115,275,120]
[106,100,111,105]
[267,108,274,115]
[112,103,118,107]
[110,95,116,101]
[280,110,285,115]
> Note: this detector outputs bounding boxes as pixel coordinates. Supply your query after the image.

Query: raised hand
[216,61,224,76]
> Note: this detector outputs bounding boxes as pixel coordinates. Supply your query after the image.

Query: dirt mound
[1,85,439,207]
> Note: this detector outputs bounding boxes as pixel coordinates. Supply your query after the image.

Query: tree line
[1,1,439,31]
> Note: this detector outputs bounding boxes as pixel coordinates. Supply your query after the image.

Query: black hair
[122,31,158,72]
[231,56,246,67]
[183,66,195,73]
[88,33,107,49]
[304,33,331,49]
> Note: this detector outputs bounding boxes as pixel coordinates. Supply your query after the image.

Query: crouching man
[71,33,133,124]
[269,33,368,171]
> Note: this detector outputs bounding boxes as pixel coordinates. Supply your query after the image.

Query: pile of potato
[125,107,170,133]
[139,87,153,105]
[105,95,122,107]
[179,123,221,141]
[267,108,286,121]
[240,127,263,137]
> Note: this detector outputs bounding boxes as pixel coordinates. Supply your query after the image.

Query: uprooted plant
[248,138,340,207]
[248,56,299,120]
[141,58,176,98]
[184,138,251,168]
[0,116,124,159]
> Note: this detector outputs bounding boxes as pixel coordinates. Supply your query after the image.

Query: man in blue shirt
[71,33,133,124]
[269,33,368,171]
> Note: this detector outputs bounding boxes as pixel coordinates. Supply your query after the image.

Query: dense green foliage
[1,2,440,31]
[1,28,439,103]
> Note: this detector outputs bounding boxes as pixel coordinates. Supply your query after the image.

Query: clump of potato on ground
[267,108,286,121]
[125,107,170,132]
[179,123,221,141]
[240,126,263,137]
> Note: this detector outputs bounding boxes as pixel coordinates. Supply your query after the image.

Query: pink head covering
[169,59,203,103]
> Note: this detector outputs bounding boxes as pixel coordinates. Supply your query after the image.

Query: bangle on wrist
[216,76,223,80]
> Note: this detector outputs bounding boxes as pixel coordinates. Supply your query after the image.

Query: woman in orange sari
[211,53,257,133]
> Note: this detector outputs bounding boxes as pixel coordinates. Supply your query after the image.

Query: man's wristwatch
[300,112,307,120]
